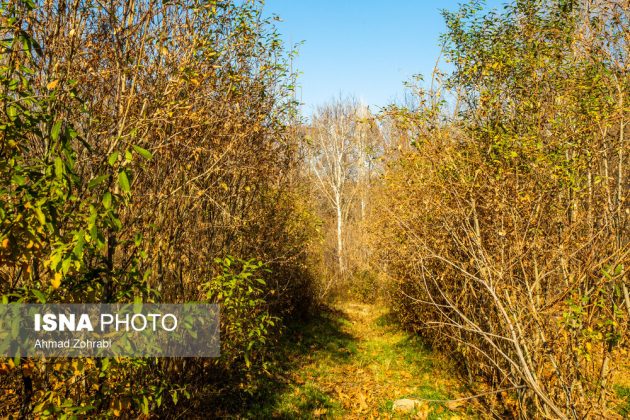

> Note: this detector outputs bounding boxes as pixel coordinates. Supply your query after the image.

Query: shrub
[373,1,629,417]
[0,0,317,416]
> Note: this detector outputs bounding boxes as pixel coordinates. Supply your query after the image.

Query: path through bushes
[246,302,477,419]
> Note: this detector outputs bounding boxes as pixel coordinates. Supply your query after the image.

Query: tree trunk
[336,199,344,276]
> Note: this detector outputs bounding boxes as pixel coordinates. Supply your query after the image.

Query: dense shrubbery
[0,0,317,416]
[2,0,628,417]
[373,0,628,417]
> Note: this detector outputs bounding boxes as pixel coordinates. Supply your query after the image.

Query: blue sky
[263,0,507,115]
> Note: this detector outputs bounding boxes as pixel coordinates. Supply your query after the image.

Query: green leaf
[118,171,130,193]
[244,353,251,368]
[54,157,64,179]
[33,207,46,225]
[72,235,85,258]
[142,396,149,415]
[108,151,119,166]
[7,106,18,121]
[102,192,112,209]
[132,145,153,160]
[88,175,108,189]
[110,215,122,230]
[11,174,26,186]
[51,120,62,141]
[32,289,46,303]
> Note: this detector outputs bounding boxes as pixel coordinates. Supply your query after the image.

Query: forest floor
[246,302,478,419]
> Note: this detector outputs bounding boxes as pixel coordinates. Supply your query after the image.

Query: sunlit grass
[245,302,473,418]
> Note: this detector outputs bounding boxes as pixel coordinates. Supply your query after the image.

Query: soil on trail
[248,302,476,419]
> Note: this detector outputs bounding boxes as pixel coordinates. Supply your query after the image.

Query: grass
[243,302,474,419]
[613,356,630,418]
[615,385,630,418]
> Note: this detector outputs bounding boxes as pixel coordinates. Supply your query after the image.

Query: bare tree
[307,98,379,278]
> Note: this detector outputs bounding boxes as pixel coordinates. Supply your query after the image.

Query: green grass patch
[615,385,630,418]
[266,383,343,419]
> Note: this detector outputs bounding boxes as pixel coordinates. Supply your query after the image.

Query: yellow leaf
[52,272,62,289]
[112,398,123,417]
[47,80,59,90]
[1,238,8,248]
[313,407,328,417]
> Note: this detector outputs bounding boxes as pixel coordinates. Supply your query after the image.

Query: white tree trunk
[336,196,344,276]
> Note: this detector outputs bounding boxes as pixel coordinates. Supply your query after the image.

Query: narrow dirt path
[250,302,475,419]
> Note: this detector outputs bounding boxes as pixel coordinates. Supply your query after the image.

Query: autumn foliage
[1,0,628,417]
[373,0,628,417]
[1,0,317,416]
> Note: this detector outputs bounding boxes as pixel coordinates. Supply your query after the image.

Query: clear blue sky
[263,0,507,115]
